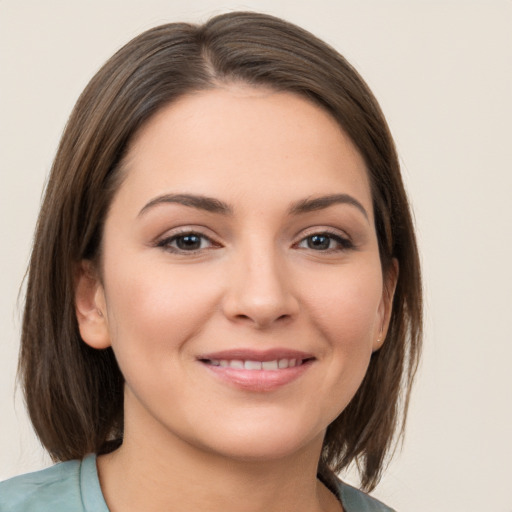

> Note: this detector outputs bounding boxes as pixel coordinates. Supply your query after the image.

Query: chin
[192,420,326,463]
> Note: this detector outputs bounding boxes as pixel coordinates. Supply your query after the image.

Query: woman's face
[77,86,395,462]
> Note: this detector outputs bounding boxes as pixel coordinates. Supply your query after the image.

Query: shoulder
[336,479,396,512]
[0,456,98,512]
[0,460,82,511]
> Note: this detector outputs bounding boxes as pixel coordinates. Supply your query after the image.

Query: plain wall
[1,1,511,511]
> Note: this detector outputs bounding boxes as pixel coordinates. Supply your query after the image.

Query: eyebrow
[289,194,369,220]
[138,193,233,217]
[138,192,368,220]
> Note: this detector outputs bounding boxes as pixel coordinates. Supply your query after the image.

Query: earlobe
[75,260,111,349]
[373,258,399,352]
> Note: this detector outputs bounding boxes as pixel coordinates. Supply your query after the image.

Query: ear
[373,258,399,352]
[75,260,111,349]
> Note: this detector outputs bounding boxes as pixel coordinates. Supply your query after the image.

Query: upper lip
[197,348,315,362]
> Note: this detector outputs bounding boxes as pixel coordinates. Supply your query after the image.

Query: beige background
[1,1,511,510]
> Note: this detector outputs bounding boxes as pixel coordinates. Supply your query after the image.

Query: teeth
[207,358,302,370]
[244,360,262,370]
[262,360,278,370]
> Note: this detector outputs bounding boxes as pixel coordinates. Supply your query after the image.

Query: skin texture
[75,86,396,512]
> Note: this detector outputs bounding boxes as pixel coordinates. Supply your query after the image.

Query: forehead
[116,86,373,218]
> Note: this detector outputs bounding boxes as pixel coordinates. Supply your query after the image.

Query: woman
[0,11,422,512]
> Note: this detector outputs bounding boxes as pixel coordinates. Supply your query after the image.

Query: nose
[221,243,299,328]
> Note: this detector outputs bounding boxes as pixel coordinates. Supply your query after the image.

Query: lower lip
[201,360,314,392]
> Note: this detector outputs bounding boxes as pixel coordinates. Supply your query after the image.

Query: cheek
[301,263,383,412]
[306,262,383,345]
[102,257,221,364]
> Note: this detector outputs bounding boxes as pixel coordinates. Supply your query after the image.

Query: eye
[296,232,353,251]
[157,232,217,253]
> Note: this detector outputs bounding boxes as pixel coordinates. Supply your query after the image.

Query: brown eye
[175,234,203,250]
[157,232,215,253]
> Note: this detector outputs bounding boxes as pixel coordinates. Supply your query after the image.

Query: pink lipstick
[197,349,315,391]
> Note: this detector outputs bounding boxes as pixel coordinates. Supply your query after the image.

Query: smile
[205,358,304,370]
[197,349,315,391]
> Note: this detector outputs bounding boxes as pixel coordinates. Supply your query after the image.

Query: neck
[97,423,341,512]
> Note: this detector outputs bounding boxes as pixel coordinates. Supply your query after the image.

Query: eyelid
[296,226,352,242]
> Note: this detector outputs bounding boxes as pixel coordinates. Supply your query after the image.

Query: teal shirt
[0,454,395,511]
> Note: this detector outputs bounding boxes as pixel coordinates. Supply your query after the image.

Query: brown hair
[19,11,422,491]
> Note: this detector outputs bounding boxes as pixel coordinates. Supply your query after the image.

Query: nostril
[232,312,291,328]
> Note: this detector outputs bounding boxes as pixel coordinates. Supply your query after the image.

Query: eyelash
[156,229,354,254]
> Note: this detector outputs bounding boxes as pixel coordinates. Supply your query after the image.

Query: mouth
[201,357,309,370]
[196,349,315,391]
